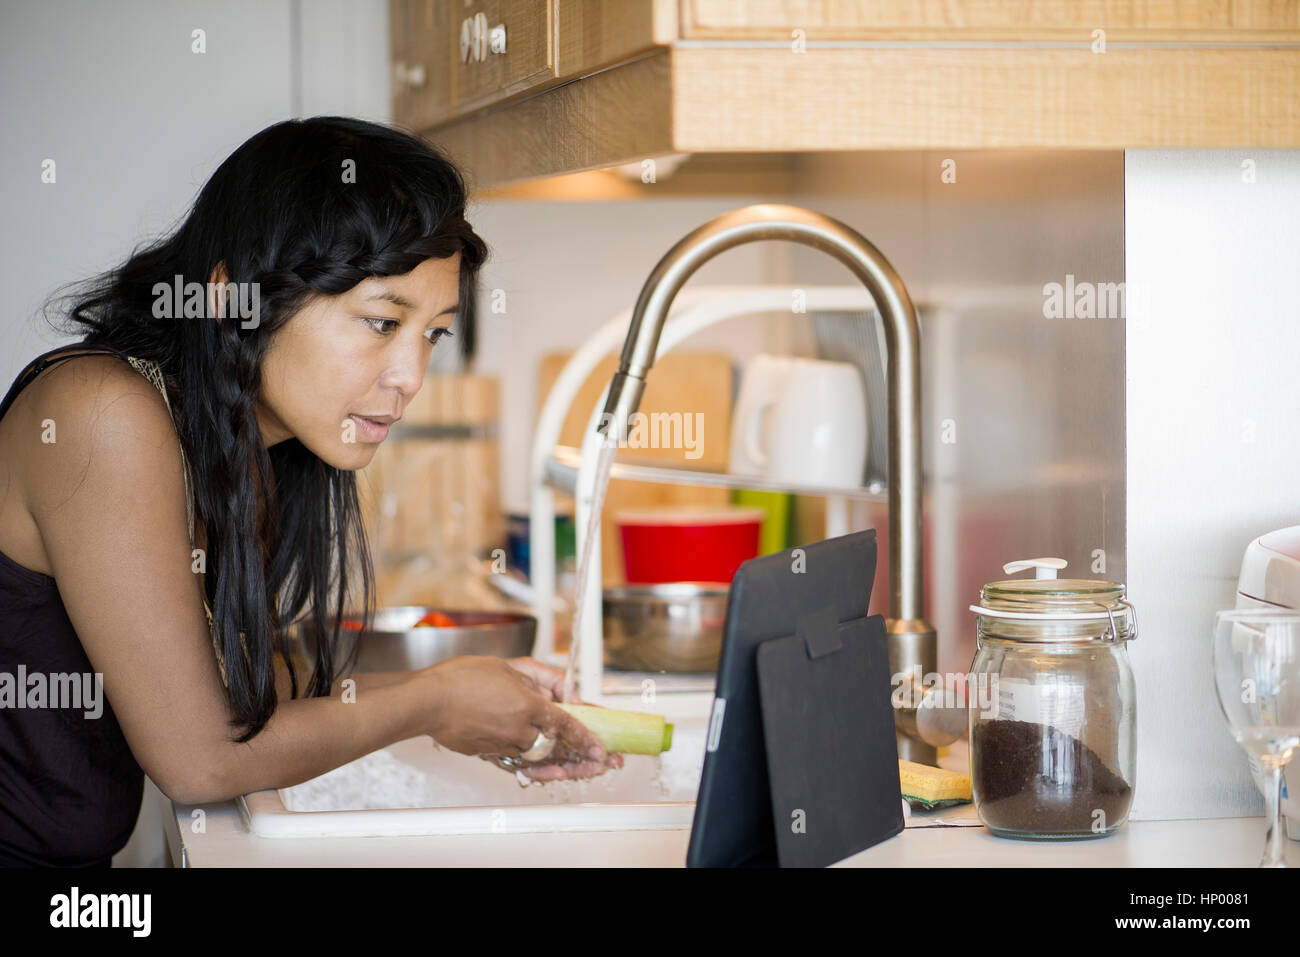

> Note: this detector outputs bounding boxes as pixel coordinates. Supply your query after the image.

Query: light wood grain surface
[537,350,734,585]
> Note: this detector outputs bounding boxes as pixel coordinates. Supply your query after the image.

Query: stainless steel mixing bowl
[291,606,536,673]
[602,582,729,673]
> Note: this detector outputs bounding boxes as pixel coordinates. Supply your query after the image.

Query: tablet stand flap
[796,605,843,660]
[756,613,904,868]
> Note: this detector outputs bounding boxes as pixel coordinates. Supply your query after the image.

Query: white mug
[728,355,867,490]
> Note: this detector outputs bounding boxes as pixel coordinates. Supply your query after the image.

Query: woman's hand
[419,656,622,780]
[502,657,625,781]
[504,656,583,704]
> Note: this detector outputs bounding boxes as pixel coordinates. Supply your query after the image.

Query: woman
[0,116,619,868]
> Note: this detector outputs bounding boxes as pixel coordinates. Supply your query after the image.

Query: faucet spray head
[597,370,647,447]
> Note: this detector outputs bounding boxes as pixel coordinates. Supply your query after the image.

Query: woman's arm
[331,671,409,693]
[25,359,436,804]
[208,670,434,802]
[271,660,410,700]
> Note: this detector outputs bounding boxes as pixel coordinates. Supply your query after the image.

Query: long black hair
[44,117,489,743]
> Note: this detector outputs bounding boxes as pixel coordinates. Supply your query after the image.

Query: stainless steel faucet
[597,203,938,764]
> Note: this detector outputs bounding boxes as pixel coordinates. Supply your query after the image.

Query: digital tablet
[685,528,878,868]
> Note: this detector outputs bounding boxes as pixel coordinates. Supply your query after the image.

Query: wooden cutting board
[357,374,502,609]
[538,351,734,585]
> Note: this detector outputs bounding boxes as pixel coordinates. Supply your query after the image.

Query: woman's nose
[380,340,427,399]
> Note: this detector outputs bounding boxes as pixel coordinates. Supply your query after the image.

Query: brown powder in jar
[973,719,1133,836]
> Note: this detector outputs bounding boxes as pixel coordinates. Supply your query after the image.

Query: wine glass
[1213,609,1300,867]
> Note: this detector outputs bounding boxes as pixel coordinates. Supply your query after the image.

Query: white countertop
[166,795,1296,867]
[166,689,1296,867]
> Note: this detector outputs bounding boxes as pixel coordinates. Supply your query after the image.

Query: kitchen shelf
[544,444,887,502]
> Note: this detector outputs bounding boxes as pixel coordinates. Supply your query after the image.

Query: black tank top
[0,343,163,867]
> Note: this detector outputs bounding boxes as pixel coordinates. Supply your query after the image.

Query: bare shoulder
[17,355,184,515]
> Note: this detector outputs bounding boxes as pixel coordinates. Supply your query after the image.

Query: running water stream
[561,436,619,702]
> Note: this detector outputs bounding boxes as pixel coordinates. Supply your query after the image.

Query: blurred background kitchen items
[731,487,791,555]
[505,507,576,583]
[1235,527,1300,841]
[539,350,735,588]
[289,606,536,673]
[615,504,764,584]
[357,374,504,610]
[728,353,793,475]
[1212,608,1300,867]
[914,681,972,748]
[603,582,728,673]
[811,310,890,488]
[728,354,867,489]
[968,558,1137,840]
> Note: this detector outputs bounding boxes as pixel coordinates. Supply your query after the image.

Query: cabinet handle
[473,12,488,62]
[392,60,426,90]
[458,12,502,64]
[459,17,472,63]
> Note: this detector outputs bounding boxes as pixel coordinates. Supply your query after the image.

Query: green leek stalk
[556,703,673,756]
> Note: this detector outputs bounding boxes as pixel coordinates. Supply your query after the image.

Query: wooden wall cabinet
[391,0,453,130]
[391,1,1300,186]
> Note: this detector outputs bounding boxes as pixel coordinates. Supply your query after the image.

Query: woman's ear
[208,261,230,323]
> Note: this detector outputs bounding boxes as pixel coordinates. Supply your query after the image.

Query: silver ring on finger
[519,729,555,762]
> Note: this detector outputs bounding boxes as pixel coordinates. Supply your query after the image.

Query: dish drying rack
[528,285,891,700]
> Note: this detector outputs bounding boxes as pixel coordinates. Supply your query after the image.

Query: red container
[617,506,765,585]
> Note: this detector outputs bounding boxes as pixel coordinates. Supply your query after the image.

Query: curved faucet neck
[600,204,928,626]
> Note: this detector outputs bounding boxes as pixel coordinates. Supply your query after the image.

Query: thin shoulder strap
[122,356,198,549]
[0,345,128,421]
[121,358,231,690]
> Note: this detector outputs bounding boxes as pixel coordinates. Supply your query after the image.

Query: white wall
[1125,149,1300,820]
[0,0,390,867]
[0,0,390,387]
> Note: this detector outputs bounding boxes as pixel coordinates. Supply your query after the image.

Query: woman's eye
[361,317,453,346]
[362,316,399,335]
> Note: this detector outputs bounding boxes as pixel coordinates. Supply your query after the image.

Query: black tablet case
[686,528,903,867]
[757,611,903,867]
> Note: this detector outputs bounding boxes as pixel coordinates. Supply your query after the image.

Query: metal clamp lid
[970,557,1138,642]
[969,599,1138,643]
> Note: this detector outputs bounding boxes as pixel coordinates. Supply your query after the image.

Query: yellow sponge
[898,760,971,808]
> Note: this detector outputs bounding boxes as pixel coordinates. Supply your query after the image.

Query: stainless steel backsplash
[783,151,1126,677]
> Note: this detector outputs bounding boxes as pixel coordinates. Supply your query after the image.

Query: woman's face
[253,252,462,469]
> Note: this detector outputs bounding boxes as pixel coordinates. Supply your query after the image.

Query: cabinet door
[399,1,670,129]
[501,0,556,94]
[391,0,453,129]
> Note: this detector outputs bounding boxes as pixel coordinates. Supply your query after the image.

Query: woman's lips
[349,414,390,442]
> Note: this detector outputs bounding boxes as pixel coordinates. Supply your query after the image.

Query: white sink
[238,717,706,838]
